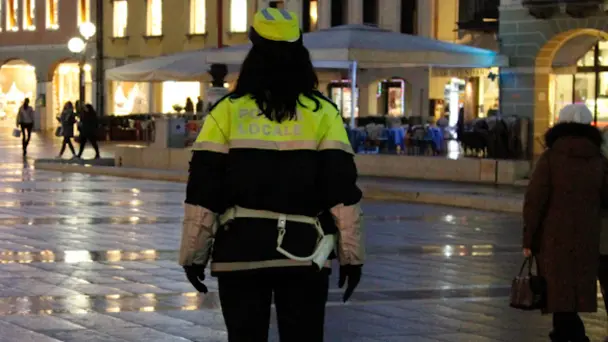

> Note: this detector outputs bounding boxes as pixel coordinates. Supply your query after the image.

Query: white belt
[220,206,335,269]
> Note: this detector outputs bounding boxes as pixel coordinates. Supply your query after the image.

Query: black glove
[184,265,208,293]
[338,265,362,303]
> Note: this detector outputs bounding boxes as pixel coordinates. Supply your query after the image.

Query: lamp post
[67,22,96,112]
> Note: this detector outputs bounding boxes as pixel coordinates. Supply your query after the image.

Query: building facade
[498,0,608,155]
[0,0,95,130]
[104,0,500,122]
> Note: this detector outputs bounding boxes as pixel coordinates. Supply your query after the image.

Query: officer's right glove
[184,265,208,293]
[338,264,362,302]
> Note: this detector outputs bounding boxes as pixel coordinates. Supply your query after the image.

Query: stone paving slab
[2,129,608,341]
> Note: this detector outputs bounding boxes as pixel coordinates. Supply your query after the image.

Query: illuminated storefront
[52,62,92,117]
[376,78,407,116]
[112,82,150,115]
[551,41,608,126]
[328,80,359,118]
[0,60,36,127]
[431,68,499,125]
[161,81,200,113]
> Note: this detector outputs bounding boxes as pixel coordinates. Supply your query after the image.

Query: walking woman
[523,104,608,342]
[15,98,35,156]
[57,101,77,158]
[77,104,100,159]
[179,7,364,342]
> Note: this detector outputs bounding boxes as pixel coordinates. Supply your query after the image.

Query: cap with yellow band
[251,7,301,43]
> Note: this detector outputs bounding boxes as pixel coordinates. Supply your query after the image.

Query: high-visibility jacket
[179,91,364,275]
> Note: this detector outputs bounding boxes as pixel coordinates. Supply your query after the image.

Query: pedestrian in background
[77,104,100,159]
[523,103,608,342]
[15,98,35,156]
[185,97,194,113]
[57,101,77,158]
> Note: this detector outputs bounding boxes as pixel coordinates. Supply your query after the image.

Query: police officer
[179,7,364,342]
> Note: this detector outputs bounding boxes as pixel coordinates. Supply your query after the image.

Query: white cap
[557,104,593,125]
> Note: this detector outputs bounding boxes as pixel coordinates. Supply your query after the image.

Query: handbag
[12,128,20,138]
[510,256,546,311]
[55,127,63,137]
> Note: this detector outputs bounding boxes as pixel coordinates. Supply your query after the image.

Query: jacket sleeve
[523,151,551,251]
[179,101,230,266]
[318,111,364,266]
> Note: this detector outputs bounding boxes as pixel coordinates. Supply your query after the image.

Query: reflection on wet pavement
[0,129,606,341]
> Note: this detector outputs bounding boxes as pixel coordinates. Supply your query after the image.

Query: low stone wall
[113,146,530,185]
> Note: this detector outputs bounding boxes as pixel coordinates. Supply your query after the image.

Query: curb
[35,163,523,214]
[35,163,188,183]
[360,186,522,213]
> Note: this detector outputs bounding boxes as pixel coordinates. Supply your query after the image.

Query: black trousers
[218,269,329,342]
[20,123,33,153]
[78,136,100,158]
[59,137,76,156]
[551,313,587,342]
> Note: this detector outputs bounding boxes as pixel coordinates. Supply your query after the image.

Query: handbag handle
[518,256,535,276]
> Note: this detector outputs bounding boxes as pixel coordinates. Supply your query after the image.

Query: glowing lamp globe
[68,37,86,53]
[79,22,96,40]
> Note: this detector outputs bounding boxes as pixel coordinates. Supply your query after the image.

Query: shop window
[577,46,595,67]
[574,73,596,115]
[113,82,150,115]
[0,61,36,128]
[113,0,128,37]
[146,0,163,36]
[53,63,92,119]
[600,41,608,66]
[46,0,59,29]
[77,0,90,25]
[22,0,35,30]
[302,0,318,32]
[363,0,378,26]
[190,0,205,34]
[6,0,19,31]
[598,72,608,123]
[230,0,247,33]
[328,81,359,118]
[162,81,200,113]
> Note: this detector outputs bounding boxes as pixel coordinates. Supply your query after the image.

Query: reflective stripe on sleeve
[318,140,354,154]
[192,141,229,154]
[261,8,274,20]
[230,139,318,151]
[211,259,331,272]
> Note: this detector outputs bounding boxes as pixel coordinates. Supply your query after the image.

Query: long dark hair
[231,35,320,123]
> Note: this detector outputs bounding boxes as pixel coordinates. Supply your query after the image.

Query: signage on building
[431,68,489,78]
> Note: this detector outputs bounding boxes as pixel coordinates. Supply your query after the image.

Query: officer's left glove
[338,264,362,302]
[184,265,208,293]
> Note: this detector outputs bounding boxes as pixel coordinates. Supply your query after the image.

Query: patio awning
[105,49,351,82]
[204,24,509,68]
[105,49,235,82]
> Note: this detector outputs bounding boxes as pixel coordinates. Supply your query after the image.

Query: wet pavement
[0,129,606,341]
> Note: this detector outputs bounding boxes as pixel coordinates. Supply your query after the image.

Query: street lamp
[67,22,96,112]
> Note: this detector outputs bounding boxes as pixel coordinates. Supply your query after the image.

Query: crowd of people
[14,98,100,159]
